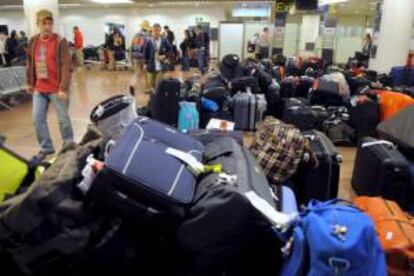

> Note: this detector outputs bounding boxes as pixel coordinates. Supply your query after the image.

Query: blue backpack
[280,199,387,276]
[178,101,199,132]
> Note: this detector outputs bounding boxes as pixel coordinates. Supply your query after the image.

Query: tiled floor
[0,66,356,200]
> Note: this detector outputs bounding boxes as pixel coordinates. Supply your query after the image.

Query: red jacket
[74,30,83,49]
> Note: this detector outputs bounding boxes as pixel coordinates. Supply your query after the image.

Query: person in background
[131,21,150,77]
[143,23,169,91]
[105,27,116,70]
[195,25,206,75]
[73,26,84,68]
[26,9,74,160]
[5,30,19,66]
[18,31,28,45]
[362,33,372,56]
[180,30,191,72]
[0,33,6,66]
[163,25,175,46]
[257,27,270,59]
[112,29,126,64]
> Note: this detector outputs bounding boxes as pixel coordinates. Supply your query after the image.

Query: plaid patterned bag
[249,117,312,185]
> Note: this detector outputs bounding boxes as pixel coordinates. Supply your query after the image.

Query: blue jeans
[197,48,206,74]
[181,55,190,71]
[32,92,74,154]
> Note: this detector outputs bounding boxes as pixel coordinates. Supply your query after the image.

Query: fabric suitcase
[354,197,414,276]
[199,110,233,129]
[150,78,181,127]
[187,129,244,146]
[322,119,355,147]
[352,137,411,210]
[283,104,327,131]
[391,66,414,87]
[292,130,341,205]
[296,76,314,98]
[203,86,229,109]
[280,79,297,98]
[0,143,29,203]
[177,137,284,274]
[230,76,259,95]
[349,95,380,143]
[233,93,267,131]
[377,105,414,159]
[100,117,204,218]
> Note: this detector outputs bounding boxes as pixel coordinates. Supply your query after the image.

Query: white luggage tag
[361,140,396,149]
[166,148,205,176]
[244,191,297,230]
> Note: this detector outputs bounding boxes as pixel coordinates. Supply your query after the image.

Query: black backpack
[150,78,181,127]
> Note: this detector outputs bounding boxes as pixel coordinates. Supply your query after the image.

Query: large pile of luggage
[1,53,414,276]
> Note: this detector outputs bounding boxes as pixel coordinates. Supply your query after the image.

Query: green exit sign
[275,0,293,12]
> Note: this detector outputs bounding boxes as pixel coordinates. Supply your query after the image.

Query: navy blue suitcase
[96,117,204,218]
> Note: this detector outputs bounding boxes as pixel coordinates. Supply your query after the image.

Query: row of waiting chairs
[0,66,27,110]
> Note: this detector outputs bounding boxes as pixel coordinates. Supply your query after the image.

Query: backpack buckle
[329,257,350,275]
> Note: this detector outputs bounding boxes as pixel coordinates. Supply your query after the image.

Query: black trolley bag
[377,105,414,160]
[90,117,204,220]
[230,76,260,95]
[177,137,290,275]
[150,78,181,127]
[351,137,412,210]
[291,130,342,205]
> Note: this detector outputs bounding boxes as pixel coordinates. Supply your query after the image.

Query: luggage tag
[77,154,104,195]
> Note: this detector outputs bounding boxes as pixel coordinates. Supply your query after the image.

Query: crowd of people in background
[0,30,28,67]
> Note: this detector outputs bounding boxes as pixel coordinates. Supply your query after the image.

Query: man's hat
[36,9,54,23]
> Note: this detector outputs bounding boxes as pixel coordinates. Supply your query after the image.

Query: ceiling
[0,0,379,16]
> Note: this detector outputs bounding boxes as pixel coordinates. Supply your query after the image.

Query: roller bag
[311,79,344,106]
[230,76,260,95]
[377,105,414,159]
[283,103,327,131]
[391,66,414,87]
[280,78,297,98]
[349,95,380,143]
[292,130,341,205]
[177,137,286,275]
[322,119,355,147]
[187,129,244,146]
[233,93,267,131]
[150,78,181,127]
[91,117,204,219]
[354,197,414,276]
[351,137,412,211]
[296,76,314,98]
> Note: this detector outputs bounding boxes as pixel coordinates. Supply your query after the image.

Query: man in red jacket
[26,9,73,159]
[73,26,84,67]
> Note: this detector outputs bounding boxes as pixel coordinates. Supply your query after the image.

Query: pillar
[299,15,320,54]
[23,0,59,37]
[369,0,414,73]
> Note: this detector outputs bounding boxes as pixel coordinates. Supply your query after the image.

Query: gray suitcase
[233,93,267,131]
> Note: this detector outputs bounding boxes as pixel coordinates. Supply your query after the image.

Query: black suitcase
[203,86,229,109]
[177,137,282,275]
[292,130,342,205]
[230,76,260,95]
[150,78,180,127]
[187,129,244,146]
[351,137,411,210]
[283,104,328,131]
[296,76,314,98]
[280,79,297,98]
[349,96,380,143]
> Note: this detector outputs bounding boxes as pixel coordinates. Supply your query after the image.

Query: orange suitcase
[354,196,414,276]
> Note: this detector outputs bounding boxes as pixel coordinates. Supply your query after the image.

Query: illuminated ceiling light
[90,0,133,4]
[319,0,348,6]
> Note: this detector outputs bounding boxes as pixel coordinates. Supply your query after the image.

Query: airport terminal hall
[0,0,414,275]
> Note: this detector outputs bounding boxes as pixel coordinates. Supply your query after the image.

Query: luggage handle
[361,140,396,150]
